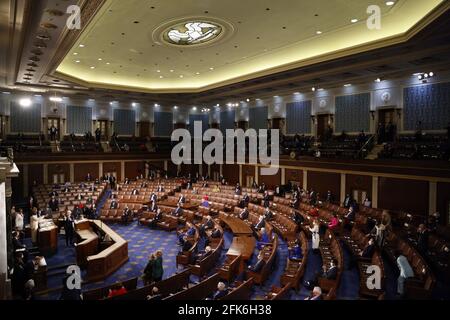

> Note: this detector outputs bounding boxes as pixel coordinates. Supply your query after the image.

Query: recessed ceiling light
[385,1,395,6]
[174,106,178,109]
[73,52,78,55]
[2,91,11,94]
[209,67,214,70]
[196,72,200,75]
[49,96,62,102]
[106,62,110,65]
[34,94,42,97]
[179,75,183,78]
[159,75,163,78]
[79,44,85,47]
[344,84,352,87]
[246,98,250,102]
[312,87,316,92]
[90,66,95,69]
[316,31,322,35]
[273,95,279,98]
[170,69,174,72]
[317,88,324,91]
[351,18,358,23]
[375,78,382,82]
[156,70,161,73]
[154,103,159,107]
[192,106,197,111]
[75,60,80,63]
[98,58,102,61]
[293,92,300,95]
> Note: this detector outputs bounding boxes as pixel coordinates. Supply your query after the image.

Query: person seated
[124,178,131,185]
[363,197,372,208]
[328,212,339,231]
[49,190,58,197]
[146,287,162,300]
[201,195,209,207]
[149,201,158,213]
[210,227,222,239]
[212,185,220,193]
[257,227,271,250]
[325,190,333,203]
[88,184,96,192]
[361,237,376,259]
[140,181,148,188]
[107,283,128,298]
[178,194,186,204]
[110,200,119,209]
[131,188,139,195]
[186,182,192,190]
[239,207,249,220]
[203,216,214,230]
[194,246,212,263]
[12,231,27,254]
[150,192,157,203]
[289,239,303,260]
[178,223,196,243]
[75,193,83,201]
[304,286,322,300]
[235,183,242,195]
[252,180,258,189]
[255,215,265,230]
[110,193,118,199]
[321,259,338,280]
[121,206,132,224]
[291,210,304,225]
[86,196,94,205]
[172,204,183,217]
[79,182,86,188]
[344,207,355,230]
[248,252,266,273]
[220,178,227,186]
[62,186,70,193]
[291,197,300,209]
[202,181,209,188]
[309,205,319,217]
[211,282,228,300]
[148,209,163,228]
[242,193,250,205]
[179,236,193,252]
[156,184,164,192]
[83,204,95,219]
[264,208,273,220]
[416,224,429,255]
[73,205,83,219]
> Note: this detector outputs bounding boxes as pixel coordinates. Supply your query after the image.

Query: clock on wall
[381,91,391,104]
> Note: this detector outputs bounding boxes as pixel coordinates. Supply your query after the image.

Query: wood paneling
[222,164,239,184]
[258,167,281,189]
[28,164,44,186]
[307,171,341,200]
[285,169,303,185]
[48,164,70,183]
[437,182,450,225]
[345,174,372,199]
[242,165,255,187]
[103,162,121,181]
[74,163,99,182]
[378,177,428,216]
[167,161,178,176]
[125,161,145,179]
[139,121,150,138]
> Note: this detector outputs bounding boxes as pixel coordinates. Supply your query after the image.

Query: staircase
[365,143,384,160]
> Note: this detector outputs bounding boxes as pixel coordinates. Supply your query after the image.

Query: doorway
[47,117,60,141]
[97,120,109,140]
[317,114,331,141]
[352,189,368,205]
[377,108,398,143]
[139,121,150,138]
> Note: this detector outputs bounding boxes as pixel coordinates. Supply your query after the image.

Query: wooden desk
[156,200,198,211]
[74,220,128,282]
[38,220,58,256]
[75,226,99,267]
[227,236,256,260]
[219,212,253,235]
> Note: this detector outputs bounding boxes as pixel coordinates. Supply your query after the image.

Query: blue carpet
[336,241,360,299]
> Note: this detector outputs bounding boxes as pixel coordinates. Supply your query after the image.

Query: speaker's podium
[38,220,58,256]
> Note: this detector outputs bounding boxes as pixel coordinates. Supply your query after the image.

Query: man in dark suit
[150,193,157,203]
[263,191,270,208]
[110,200,119,209]
[211,282,228,300]
[203,216,214,230]
[148,209,163,229]
[291,210,304,225]
[291,197,300,209]
[64,211,75,247]
[124,178,131,185]
[48,196,59,211]
[242,193,250,205]
[321,259,338,280]
[235,183,242,195]
[121,207,132,224]
[149,201,158,212]
[132,189,139,195]
[88,184,96,192]
[249,252,266,273]
[179,236,193,252]
[264,208,273,220]
[239,208,249,220]
[49,190,58,197]
[83,205,95,219]
[210,227,222,239]
[255,215,265,230]
[86,173,92,181]
[343,194,352,208]
[361,237,376,259]
[417,224,429,254]
[195,246,212,263]
[173,204,183,217]
[178,194,186,204]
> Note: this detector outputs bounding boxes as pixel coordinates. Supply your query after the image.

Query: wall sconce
[369,110,376,120]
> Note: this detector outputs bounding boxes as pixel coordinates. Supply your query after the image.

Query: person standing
[64,211,75,247]
[15,208,24,232]
[30,211,40,244]
[309,220,320,252]
[143,254,155,285]
[152,250,164,282]
[396,250,414,296]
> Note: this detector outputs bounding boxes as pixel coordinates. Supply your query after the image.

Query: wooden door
[139,121,150,138]
[47,117,60,140]
[317,114,329,141]
[97,120,109,140]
